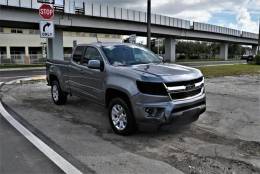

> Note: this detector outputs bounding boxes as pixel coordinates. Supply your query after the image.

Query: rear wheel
[51,80,67,105]
[108,98,136,135]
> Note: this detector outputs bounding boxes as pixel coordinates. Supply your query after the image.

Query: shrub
[255,54,260,65]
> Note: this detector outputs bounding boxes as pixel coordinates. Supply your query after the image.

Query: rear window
[73,46,84,57]
[73,46,85,63]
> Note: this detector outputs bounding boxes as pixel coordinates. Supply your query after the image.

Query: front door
[79,46,106,104]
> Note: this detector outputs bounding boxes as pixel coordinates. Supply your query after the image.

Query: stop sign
[39,4,54,20]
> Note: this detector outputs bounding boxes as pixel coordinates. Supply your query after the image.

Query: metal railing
[29,54,46,64]
[0,54,46,64]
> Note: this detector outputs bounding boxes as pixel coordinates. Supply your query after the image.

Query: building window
[11,28,23,34]
[89,33,97,37]
[17,29,23,33]
[29,29,40,34]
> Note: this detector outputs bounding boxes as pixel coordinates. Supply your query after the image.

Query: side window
[72,46,84,64]
[82,47,102,65]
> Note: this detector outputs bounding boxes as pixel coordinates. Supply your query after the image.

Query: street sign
[37,0,55,4]
[129,34,136,44]
[40,21,54,38]
[39,4,54,20]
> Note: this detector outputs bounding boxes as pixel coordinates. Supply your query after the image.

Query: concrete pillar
[25,46,29,56]
[6,46,10,59]
[24,46,30,64]
[220,43,229,60]
[47,30,64,60]
[165,38,177,63]
[252,45,258,55]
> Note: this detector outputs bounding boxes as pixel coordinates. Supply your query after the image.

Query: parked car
[241,54,255,62]
[46,43,206,135]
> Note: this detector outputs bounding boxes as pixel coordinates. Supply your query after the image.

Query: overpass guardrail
[0,0,258,40]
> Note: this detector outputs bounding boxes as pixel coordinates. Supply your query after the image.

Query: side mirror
[87,60,102,70]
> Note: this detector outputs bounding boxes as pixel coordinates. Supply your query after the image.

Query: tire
[51,80,67,105]
[108,98,136,135]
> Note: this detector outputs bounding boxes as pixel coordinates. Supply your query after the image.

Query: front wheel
[108,98,136,135]
[51,80,67,105]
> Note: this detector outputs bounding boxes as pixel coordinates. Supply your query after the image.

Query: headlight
[136,81,168,95]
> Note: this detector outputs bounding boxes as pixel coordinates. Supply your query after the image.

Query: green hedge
[255,54,260,65]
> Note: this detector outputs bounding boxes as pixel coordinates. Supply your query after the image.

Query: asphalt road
[0,68,62,174]
[0,68,45,82]
[0,116,63,174]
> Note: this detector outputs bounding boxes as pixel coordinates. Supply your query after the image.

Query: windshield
[102,44,162,66]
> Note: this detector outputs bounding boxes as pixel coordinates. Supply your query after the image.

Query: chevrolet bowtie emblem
[186,84,195,90]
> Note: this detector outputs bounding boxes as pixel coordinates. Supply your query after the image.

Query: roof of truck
[77,42,135,47]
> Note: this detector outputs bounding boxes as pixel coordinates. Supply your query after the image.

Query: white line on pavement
[0,102,83,174]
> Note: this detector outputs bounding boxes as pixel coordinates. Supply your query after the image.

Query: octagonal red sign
[39,4,54,20]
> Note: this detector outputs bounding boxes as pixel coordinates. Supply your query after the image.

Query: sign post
[39,3,55,38]
[129,34,136,44]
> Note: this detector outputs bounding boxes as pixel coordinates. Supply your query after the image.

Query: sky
[80,0,260,33]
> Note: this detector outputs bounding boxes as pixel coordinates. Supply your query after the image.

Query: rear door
[68,45,86,95]
[79,46,106,103]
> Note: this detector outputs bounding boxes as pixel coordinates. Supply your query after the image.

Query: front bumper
[132,92,206,125]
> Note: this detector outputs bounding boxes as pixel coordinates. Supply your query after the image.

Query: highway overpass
[0,0,259,62]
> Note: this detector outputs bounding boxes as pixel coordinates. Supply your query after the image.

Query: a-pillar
[165,38,177,63]
[47,30,64,60]
[252,45,258,55]
[220,43,229,60]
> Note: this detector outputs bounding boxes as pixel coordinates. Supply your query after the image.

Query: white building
[0,27,123,64]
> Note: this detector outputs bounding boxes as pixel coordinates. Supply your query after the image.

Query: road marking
[0,102,83,174]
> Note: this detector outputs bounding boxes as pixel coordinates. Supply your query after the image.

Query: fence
[0,54,46,64]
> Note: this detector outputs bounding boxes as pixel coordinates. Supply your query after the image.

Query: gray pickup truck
[46,43,206,135]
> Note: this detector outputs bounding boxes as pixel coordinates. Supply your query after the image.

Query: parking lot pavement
[0,68,45,82]
[1,75,260,174]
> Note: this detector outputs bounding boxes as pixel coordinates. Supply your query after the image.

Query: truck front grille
[170,88,202,100]
[165,77,204,100]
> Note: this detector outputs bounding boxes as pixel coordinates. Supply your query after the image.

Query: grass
[0,64,45,69]
[177,58,223,62]
[198,64,260,78]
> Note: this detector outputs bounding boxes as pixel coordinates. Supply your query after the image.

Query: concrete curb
[3,75,46,85]
[0,67,45,72]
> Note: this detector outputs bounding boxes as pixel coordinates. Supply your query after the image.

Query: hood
[129,63,203,82]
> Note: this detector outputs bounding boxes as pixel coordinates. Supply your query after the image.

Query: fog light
[144,107,164,118]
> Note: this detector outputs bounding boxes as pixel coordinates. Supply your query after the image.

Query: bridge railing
[0,0,258,39]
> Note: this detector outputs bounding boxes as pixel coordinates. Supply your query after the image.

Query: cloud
[174,10,212,23]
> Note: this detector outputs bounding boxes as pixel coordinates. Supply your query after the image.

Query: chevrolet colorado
[46,43,206,135]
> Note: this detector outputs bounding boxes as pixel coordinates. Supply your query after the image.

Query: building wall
[0,27,123,61]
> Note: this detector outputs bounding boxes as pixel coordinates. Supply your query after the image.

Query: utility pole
[157,39,160,55]
[258,18,260,54]
[147,0,151,49]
